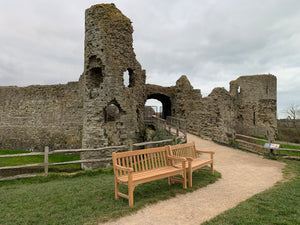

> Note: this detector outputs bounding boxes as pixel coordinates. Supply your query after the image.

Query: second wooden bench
[168,142,214,187]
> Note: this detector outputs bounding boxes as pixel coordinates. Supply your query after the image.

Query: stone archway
[146,94,171,119]
[146,84,175,119]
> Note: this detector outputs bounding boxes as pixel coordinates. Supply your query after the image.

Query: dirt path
[101,134,285,225]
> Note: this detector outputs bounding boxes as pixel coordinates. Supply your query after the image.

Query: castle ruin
[0,4,277,167]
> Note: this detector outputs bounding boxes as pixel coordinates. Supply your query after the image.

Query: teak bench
[112,146,187,206]
[168,142,214,187]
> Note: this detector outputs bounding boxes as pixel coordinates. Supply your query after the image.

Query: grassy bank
[0,149,81,178]
[0,168,220,225]
[203,159,300,225]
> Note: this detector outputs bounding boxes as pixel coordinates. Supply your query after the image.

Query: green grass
[0,150,81,177]
[0,168,221,225]
[203,159,300,225]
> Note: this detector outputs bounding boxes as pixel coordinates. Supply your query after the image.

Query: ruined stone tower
[81,4,146,168]
[230,75,277,137]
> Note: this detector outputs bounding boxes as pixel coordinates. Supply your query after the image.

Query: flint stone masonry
[146,74,277,143]
[0,82,83,150]
[0,4,277,169]
[230,75,277,137]
[81,4,146,168]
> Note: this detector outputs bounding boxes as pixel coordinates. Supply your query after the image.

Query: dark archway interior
[147,94,172,119]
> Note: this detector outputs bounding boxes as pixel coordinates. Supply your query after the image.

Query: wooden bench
[168,142,214,187]
[112,146,187,206]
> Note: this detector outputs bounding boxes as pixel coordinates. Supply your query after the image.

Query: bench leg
[128,174,134,206]
[168,176,175,185]
[183,174,187,189]
[128,188,134,206]
[114,178,119,200]
[188,166,193,187]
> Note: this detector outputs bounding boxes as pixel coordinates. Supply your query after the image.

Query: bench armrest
[167,155,187,162]
[185,157,194,162]
[167,155,187,173]
[195,149,214,160]
[196,149,215,154]
[114,164,134,173]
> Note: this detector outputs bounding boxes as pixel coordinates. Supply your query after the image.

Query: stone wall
[171,75,235,143]
[0,81,84,151]
[146,74,277,144]
[81,4,146,168]
[229,74,277,138]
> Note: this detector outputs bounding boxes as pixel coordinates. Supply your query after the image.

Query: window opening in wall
[266,85,269,94]
[90,67,103,88]
[237,86,241,94]
[87,56,103,89]
[124,70,129,87]
[123,68,135,87]
[253,112,256,125]
[105,104,120,122]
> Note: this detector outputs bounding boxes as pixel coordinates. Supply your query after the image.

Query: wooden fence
[0,131,185,181]
[144,116,187,143]
[234,133,300,159]
[1,116,188,181]
[0,145,127,181]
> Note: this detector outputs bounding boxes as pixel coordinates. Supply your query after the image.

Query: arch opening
[146,93,172,119]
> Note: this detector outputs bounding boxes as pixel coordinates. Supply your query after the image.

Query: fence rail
[132,139,174,148]
[0,145,128,180]
[234,133,300,159]
[0,135,185,181]
[1,116,188,181]
[145,116,187,143]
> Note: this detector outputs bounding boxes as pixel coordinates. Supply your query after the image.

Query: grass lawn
[0,167,220,225]
[0,150,81,177]
[203,159,300,225]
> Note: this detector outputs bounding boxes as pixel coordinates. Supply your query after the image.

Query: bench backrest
[168,142,197,159]
[112,146,170,176]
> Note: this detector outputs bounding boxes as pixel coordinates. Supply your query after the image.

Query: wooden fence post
[129,139,133,151]
[44,146,49,176]
[173,135,177,145]
[232,132,236,145]
[184,124,187,143]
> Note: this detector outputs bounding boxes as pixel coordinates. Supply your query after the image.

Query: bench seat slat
[174,158,212,169]
[118,166,183,184]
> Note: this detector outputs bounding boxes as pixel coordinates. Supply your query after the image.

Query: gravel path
[101,133,285,225]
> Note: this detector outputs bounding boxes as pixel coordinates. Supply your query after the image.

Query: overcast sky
[1,0,300,118]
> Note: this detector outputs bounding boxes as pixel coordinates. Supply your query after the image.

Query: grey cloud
[0,0,299,117]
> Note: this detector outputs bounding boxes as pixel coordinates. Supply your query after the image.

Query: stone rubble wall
[81,4,146,168]
[154,74,277,144]
[0,81,84,151]
[230,75,277,138]
[171,76,235,143]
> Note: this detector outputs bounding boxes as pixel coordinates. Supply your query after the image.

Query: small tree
[286,104,300,138]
